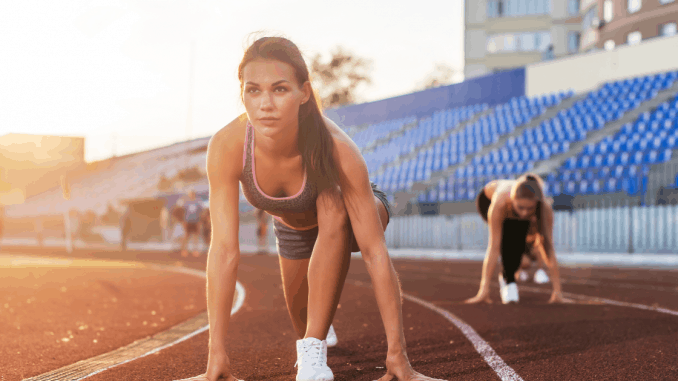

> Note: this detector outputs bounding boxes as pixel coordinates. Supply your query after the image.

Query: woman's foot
[534,268,550,284]
[499,274,519,304]
[296,337,333,381]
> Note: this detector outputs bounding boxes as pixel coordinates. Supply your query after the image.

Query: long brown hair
[511,173,552,257]
[238,37,339,193]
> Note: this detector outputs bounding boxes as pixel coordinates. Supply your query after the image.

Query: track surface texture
[0,253,207,381]
[4,245,678,381]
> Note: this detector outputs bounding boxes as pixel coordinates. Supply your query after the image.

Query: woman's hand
[175,351,242,381]
[375,352,448,381]
[548,292,569,304]
[464,291,492,304]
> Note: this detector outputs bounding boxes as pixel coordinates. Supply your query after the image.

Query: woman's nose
[260,93,274,110]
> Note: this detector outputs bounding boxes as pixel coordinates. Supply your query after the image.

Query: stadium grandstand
[5,34,678,254]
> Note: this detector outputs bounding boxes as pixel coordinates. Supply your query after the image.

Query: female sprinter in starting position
[466,174,566,305]
[183,37,445,381]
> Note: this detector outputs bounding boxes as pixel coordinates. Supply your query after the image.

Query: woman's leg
[305,193,389,341]
[279,256,311,338]
[501,247,524,284]
[278,192,389,341]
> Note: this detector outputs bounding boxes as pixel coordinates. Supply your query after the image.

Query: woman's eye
[275,87,288,92]
[246,88,259,93]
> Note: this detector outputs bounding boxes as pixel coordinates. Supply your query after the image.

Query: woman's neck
[253,124,301,159]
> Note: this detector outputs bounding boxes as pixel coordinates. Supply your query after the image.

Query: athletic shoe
[499,274,519,304]
[326,325,337,347]
[534,268,550,284]
[498,273,507,290]
[296,337,333,381]
[517,270,529,282]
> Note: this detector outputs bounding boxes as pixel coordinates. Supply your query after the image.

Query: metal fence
[239,204,678,254]
[384,205,678,254]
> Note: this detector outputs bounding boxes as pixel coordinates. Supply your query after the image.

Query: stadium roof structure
[5,136,211,218]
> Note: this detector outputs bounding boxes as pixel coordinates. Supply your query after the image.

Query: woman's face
[512,197,538,220]
[241,59,310,137]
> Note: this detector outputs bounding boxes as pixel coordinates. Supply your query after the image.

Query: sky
[0,0,465,162]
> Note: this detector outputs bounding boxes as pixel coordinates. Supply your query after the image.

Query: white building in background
[464,0,584,79]
[465,0,678,80]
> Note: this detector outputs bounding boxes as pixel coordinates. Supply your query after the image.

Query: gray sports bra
[239,122,318,214]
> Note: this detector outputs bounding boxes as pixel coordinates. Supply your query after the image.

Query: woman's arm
[201,119,246,380]
[466,199,504,303]
[536,204,565,303]
[330,130,446,380]
[332,135,407,357]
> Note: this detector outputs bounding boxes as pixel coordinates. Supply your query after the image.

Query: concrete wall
[526,34,678,97]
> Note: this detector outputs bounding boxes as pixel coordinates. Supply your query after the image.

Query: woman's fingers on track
[464,295,493,304]
[174,375,243,381]
[375,373,448,380]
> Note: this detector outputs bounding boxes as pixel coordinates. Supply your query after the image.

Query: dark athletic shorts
[273,183,393,260]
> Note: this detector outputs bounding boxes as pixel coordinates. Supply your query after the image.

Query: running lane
[0,255,207,381]
[20,252,678,380]
[85,255,501,380]
[383,259,678,380]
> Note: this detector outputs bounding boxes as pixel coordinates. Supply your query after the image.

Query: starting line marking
[19,259,244,381]
[400,271,678,318]
[348,280,524,381]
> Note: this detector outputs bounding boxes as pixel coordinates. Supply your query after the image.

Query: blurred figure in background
[466,173,564,305]
[69,209,80,244]
[200,201,211,255]
[120,206,132,252]
[159,205,170,242]
[255,208,269,255]
[181,190,203,258]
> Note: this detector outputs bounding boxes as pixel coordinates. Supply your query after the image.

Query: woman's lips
[259,118,279,126]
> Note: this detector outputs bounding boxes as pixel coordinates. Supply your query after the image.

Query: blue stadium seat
[564,181,576,195]
[604,178,617,193]
[660,149,672,162]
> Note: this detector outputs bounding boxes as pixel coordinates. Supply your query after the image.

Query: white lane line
[21,260,245,381]
[396,271,678,318]
[402,293,524,381]
[517,285,678,317]
[348,280,523,381]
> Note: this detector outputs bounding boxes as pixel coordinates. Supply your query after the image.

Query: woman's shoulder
[323,116,363,157]
[208,115,248,161]
[485,180,513,201]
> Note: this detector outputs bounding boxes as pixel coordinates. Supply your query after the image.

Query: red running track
[4,247,678,380]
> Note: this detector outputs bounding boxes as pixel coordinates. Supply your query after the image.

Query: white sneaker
[500,277,519,304]
[498,273,507,289]
[534,269,550,284]
[326,324,337,347]
[296,337,334,381]
[517,270,529,282]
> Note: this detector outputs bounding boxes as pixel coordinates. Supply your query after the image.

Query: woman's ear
[301,81,312,104]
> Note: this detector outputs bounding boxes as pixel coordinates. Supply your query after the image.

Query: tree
[418,63,457,90]
[310,46,372,109]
